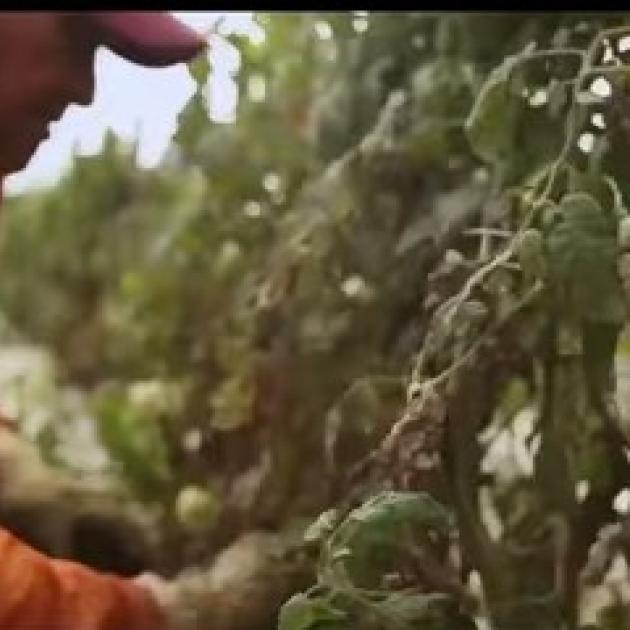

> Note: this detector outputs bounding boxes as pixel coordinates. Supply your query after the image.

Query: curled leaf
[465,53,522,164]
[278,593,347,630]
[546,192,625,323]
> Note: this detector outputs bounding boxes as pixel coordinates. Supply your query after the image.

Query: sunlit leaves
[188,51,211,89]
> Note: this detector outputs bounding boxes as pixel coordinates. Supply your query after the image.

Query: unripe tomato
[175,485,220,531]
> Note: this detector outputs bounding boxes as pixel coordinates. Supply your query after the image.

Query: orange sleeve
[0,527,167,630]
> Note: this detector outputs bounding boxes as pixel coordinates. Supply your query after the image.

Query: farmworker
[0,11,213,629]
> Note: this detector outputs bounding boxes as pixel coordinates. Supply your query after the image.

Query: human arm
[0,527,166,630]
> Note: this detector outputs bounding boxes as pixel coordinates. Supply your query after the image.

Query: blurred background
[3,12,630,630]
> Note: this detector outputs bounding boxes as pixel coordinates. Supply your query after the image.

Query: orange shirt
[0,185,165,629]
[0,525,165,629]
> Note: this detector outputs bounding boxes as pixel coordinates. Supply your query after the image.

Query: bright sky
[4,12,263,196]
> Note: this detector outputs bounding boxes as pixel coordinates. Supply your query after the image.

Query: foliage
[279,491,471,630]
[5,10,630,629]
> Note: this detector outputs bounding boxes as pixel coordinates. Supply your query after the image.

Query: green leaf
[375,593,476,630]
[173,91,211,151]
[326,491,451,587]
[569,171,627,220]
[278,593,347,630]
[187,52,211,88]
[465,52,523,164]
[545,192,626,324]
[94,393,172,501]
[497,377,531,422]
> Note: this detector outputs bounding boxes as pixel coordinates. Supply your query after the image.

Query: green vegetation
[6,12,630,628]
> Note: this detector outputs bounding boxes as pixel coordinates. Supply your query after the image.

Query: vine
[281,21,630,630]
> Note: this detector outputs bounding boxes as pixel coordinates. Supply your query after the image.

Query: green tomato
[175,485,220,531]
